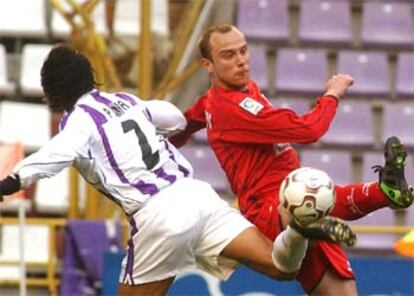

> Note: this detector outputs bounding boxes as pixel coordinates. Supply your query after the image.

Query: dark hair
[198,23,235,60]
[41,45,98,112]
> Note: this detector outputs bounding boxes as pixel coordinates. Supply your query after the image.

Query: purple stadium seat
[349,208,397,251]
[179,145,229,192]
[298,0,352,45]
[236,0,289,43]
[275,49,327,95]
[320,101,374,147]
[407,207,414,226]
[269,98,310,115]
[299,149,352,185]
[382,102,414,148]
[362,151,414,184]
[361,1,414,48]
[249,46,268,91]
[337,51,390,97]
[396,52,414,97]
[192,129,208,143]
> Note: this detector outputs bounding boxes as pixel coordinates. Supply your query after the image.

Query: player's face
[202,28,250,91]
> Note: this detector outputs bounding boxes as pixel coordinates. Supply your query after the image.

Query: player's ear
[200,58,214,75]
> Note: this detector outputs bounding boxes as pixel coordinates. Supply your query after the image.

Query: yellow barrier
[395,229,414,258]
[0,218,66,296]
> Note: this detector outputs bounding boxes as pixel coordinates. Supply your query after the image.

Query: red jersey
[171,81,362,293]
[170,80,338,218]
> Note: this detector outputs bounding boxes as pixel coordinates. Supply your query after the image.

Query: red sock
[330,182,391,221]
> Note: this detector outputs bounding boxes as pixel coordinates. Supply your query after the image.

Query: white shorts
[118,178,253,285]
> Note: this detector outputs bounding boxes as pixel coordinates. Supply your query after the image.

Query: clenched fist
[324,74,354,98]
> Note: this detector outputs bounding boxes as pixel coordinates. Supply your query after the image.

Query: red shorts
[243,196,355,294]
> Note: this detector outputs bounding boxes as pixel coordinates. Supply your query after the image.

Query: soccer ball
[279,167,335,226]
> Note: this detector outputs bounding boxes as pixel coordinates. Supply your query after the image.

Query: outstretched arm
[216,74,353,144]
[0,114,91,200]
[144,100,187,137]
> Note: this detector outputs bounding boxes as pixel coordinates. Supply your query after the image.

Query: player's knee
[257,261,298,281]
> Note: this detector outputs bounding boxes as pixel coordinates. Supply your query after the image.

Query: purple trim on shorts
[124,216,139,284]
[154,167,177,184]
[115,92,137,106]
[79,104,159,195]
[163,140,190,177]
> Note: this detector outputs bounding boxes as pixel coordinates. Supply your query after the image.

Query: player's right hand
[324,74,354,98]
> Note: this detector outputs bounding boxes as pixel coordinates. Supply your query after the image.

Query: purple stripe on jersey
[123,216,138,284]
[134,181,158,195]
[154,167,177,184]
[143,107,152,121]
[115,93,137,106]
[59,111,71,130]
[114,92,152,122]
[91,90,113,107]
[79,104,159,195]
[163,140,190,177]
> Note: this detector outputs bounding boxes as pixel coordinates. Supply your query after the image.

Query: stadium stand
[408,206,414,226]
[298,0,352,46]
[236,0,289,43]
[299,149,353,185]
[395,52,414,98]
[0,225,49,267]
[52,0,169,38]
[34,168,71,215]
[192,129,208,143]
[274,48,327,95]
[337,50,390,97]
[0,44,16,96]
[320,101,374,148]
[113,0,169,37]
[361,1,414,48]
[51,0,108,38]
[269,98,310,115]
[382,102,414,148]
[20,44,54,97]
[0,101,51,151]
[179,145,229,193]
[249,46,268,92]
[0,0,47,38]
[348,208,397,251]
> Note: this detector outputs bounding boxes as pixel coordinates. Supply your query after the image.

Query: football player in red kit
[169,24,414,295]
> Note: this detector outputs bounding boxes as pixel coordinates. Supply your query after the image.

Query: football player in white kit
[0,46,356,295]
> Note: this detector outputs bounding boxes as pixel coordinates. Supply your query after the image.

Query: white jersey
[14,90,193,215]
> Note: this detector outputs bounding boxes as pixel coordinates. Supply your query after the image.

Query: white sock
[271,226,309,273]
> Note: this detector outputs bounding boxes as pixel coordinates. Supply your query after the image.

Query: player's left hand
[0,174,21,200]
